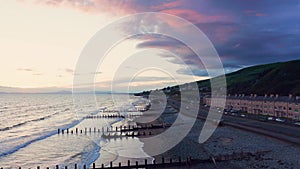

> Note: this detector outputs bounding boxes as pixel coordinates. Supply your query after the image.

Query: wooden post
[93,163,95,169]
[128,160,130,166]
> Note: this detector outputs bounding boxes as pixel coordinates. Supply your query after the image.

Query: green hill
[136,59,300,96]
[197,59,300,95]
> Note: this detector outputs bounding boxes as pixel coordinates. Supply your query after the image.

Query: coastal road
[166,98,300,146]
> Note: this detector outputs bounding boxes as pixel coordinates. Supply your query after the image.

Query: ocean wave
[0,111,61,132]
[0,118,82,157]
[0,110,110,158]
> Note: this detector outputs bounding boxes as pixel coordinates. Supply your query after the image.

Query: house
[203,94,300,120]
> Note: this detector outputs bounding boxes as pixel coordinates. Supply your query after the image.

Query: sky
[0,0,300,93]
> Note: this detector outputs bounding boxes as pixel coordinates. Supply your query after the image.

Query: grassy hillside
[198,59,300,95]
[136,59,300,96]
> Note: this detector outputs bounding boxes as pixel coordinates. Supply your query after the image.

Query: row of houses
[203,94,300,120]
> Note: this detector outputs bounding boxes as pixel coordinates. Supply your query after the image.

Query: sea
[0,94,151,168]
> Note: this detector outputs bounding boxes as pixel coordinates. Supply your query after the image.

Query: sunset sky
[1,0,300,93]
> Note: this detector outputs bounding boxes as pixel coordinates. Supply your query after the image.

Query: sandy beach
[133,104,300,169]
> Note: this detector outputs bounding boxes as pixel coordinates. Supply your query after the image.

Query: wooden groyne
[57,124,169,137]
[0,157,194,169]
[85,114,144,119]
[85,114,125,119]
[57,123,170,134]
[0,151,267,169]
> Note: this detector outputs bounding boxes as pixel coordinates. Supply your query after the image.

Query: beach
[1,94,299,169]
[133,103,300,169]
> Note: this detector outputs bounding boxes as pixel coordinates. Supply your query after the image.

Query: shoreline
[135,103,300,169]
[91,113,154,167]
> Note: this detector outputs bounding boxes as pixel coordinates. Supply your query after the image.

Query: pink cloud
[160,9,228,24]
[32,0,139,16]
[244,10,267,17]
[151,0,184,11]
[255,13,267,17]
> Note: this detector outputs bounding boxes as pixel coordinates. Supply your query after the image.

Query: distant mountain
[0,86,72,94]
